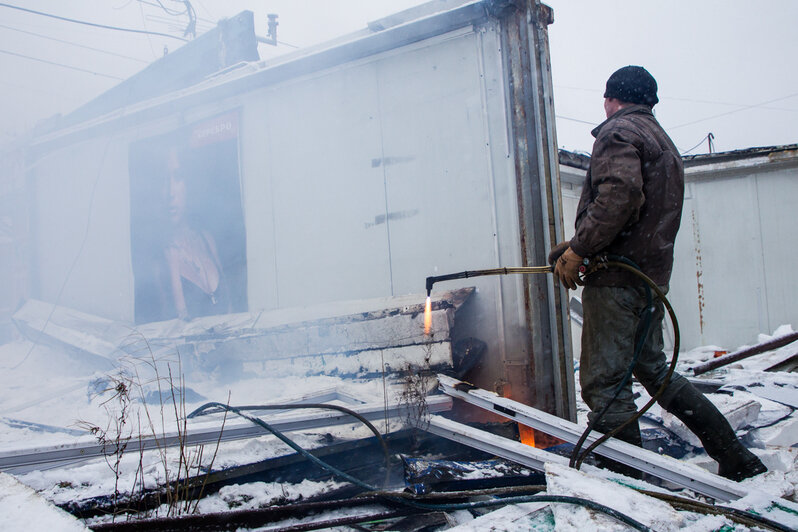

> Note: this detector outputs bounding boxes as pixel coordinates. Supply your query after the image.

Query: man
[550,66,766,481]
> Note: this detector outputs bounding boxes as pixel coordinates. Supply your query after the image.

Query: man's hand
[547,240,570,266]
[554,247,584,290]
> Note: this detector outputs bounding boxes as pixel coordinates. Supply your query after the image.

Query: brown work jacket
[570,105,684,286]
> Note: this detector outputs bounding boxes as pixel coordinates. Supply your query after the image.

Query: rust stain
[692,210,705,335]
[768,149,798,162]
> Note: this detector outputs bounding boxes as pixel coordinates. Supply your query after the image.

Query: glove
[554,247,584,290]
[547,240,570,266]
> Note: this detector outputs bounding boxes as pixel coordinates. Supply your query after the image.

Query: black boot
[589,419,644,479]
[665,384,766,481]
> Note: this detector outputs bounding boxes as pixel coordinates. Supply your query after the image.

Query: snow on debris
[1,323,797,530]
[544,462,686,531]
[0,472,88,531]
[193,479,345,514]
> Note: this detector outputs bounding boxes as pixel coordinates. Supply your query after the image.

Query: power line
[138,0,187,17]
[0,23,149,63]
[0,48,124,80]
[555,84,798,113]
[145,14,211,34]
[192,0,216,24]
[137,0,159,59]
[554,87,798,133]
[0,2,188,42]
[663,94,798,113]
[669,91,798,130]
[556,115,599,126]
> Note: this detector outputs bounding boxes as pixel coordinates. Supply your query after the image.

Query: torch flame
[424,296,432,335]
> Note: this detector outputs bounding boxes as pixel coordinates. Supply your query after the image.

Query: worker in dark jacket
[550,66,766,481]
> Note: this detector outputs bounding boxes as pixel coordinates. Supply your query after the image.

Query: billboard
[129,111,247,323]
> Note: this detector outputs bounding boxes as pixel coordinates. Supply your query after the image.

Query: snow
[193,479,345,513]
[1,324,797,530]
[0,472,88,531]
[446,502,552,531]
[545,462,686,531]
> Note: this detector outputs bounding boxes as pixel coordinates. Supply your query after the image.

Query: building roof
[682,143,798,168]
[559,143,798,179]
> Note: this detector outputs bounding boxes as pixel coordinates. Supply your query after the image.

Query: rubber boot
[590,419,644,480]
[665,384,766,481]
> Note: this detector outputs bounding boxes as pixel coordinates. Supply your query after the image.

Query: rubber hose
[199,403,651,531]
[574,260,680,469]
[569,256,654,467]
[640,490,793,532]
[188,401,391,486]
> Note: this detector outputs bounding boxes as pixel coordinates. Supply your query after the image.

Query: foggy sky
[0,0,796,154]
[545,0,798,154]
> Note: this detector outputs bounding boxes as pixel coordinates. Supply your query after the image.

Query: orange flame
[519,425,537,447]
[424,296,432,335]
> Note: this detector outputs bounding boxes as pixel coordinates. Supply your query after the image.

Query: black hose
[402,494,652,531]
[194,403,651,531]
[640,490,794,532]
[154,263,694,531]
[572,260,680,469]
[378,484,789,532]
[569,256,654,468]
[188,402,380,491]
[424,259,680,471]
[187,401,391,487]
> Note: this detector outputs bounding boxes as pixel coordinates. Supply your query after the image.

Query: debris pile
[0,319,796,531]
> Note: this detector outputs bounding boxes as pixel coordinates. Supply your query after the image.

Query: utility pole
[257,14,279,46]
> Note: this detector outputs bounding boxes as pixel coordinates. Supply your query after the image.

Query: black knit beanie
[604,66,659,107]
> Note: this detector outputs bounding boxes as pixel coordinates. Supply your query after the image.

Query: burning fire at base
[518,425,537,447]
[424,296,432,335]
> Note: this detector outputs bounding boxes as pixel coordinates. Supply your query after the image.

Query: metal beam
[0,395,452,473]
[426,415,562,472]
[498,0,574,421]
[437,375,747,501]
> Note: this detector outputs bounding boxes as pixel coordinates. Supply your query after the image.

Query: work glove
[547,240,570,266]
[554,247,584,290]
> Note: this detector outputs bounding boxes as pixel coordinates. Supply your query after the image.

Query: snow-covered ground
[0,326,796,530]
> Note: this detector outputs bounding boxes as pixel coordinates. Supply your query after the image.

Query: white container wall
[21,1,573,417]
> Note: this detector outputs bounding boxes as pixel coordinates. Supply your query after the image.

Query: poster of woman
[128,111,247,323]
